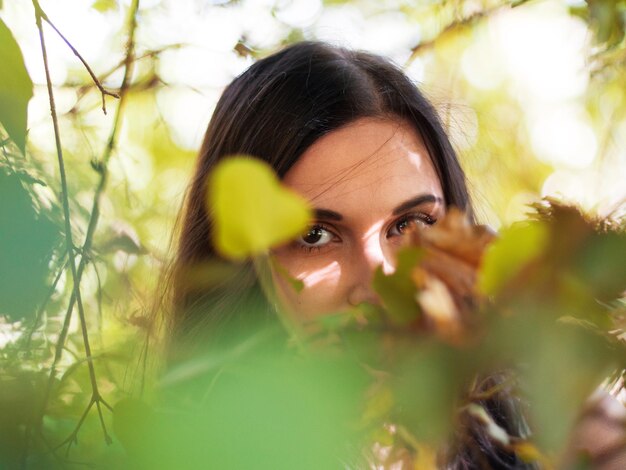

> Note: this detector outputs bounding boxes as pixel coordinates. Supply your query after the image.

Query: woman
[164,41,535,469]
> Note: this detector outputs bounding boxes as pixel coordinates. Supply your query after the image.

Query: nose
[346,233,395,307]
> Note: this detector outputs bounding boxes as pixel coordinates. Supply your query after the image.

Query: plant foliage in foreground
[1,1,626,468]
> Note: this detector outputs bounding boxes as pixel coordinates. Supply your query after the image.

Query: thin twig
[30,0,140,459]
[45,0,141,364]
[23,255,68,352]
[95,43,184,85]
[254,255,307,353]
[33,0,111,449]
[34,5,119,114]
[29,0,141,461]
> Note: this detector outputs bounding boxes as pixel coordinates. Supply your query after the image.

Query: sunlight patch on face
[405,150,426,172]
[363,221,395,275]
[297,261,342,288]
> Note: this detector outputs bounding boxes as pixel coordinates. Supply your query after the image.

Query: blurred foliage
[208,156,312,260]
[0,167,59,321]
[0,18,32,154]
[0,0,625,469]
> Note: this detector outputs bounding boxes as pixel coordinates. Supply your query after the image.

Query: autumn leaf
[207,156,312,260]
[408,208,496,342]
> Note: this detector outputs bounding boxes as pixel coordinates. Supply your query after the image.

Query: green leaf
[207,156,312,260]
[588,0,625,46]
[0,167,59,321]
[372,247,423,325]
[391,344,462,443]
[91,0,118,13]
[119,350,367,469]
[478,221,548,296]
[0,18,33,154]
[572,230,626,300]
[482,311,616,453]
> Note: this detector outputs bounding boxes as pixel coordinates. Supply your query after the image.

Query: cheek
[270,251,346,320]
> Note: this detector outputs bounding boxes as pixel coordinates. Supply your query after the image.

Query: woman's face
[270,117,445,321]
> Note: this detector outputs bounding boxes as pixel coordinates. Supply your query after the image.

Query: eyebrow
[391,193,443,215]
[312,193,443,222]
[314,208,343,221]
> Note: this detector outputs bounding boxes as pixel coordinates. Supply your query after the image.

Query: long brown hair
[164,41,535,469]
[170,41,472,347]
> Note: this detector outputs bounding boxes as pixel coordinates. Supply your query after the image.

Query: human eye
[387,212,437,238]
[295,224,339,253]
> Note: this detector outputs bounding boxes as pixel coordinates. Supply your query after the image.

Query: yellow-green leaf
[0,18,33,154]
[91,0,118,13]
[208,156,311,259]
[372,247,423,325]
[478,222,548,296]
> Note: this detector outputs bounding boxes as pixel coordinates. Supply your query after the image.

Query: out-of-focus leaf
[91,0,117,13]
[415,275,462,343]
[479,221,549,296]
[482,311,616,453]
[411,208,494,267]
[390,343,463,444]
[413,442,438,469]
[405,210,496,341]
[0,18,33,154]
[0,167,59,321]
[269,255,304,293]
[0,371,44,467]
[373,247,423,325]
[117,349,368,469]
[113,398,157,459]
[572,230,626,300]
[510,441,551,466]
[588,0,625,46]
[359,384,394,428]
[207,156,311,260]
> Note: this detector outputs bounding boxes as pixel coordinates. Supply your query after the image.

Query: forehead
[283,117,443,214]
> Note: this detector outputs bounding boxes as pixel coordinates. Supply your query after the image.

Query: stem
[33,3,120,114]
[33,0,105,439]
[29,0,140,458]
[43,0,140,375]
[253,254,307,353]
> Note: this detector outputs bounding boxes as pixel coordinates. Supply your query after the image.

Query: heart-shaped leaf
[0,18,33,154]
[207,156,311,260]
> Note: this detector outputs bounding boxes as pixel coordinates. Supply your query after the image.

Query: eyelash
[296,223,338,253]
[387,212,437,237]
[295,212,437,253]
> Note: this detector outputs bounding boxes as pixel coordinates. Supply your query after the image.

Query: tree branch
[405,0,534,67]
[32,0,112,449]
[33,2,119,114]
[29,0,140,459]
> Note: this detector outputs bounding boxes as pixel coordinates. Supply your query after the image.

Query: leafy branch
[26,0,140,459]
[31,0,112,450]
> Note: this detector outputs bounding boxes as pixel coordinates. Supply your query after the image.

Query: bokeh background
[1,0,625,465]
